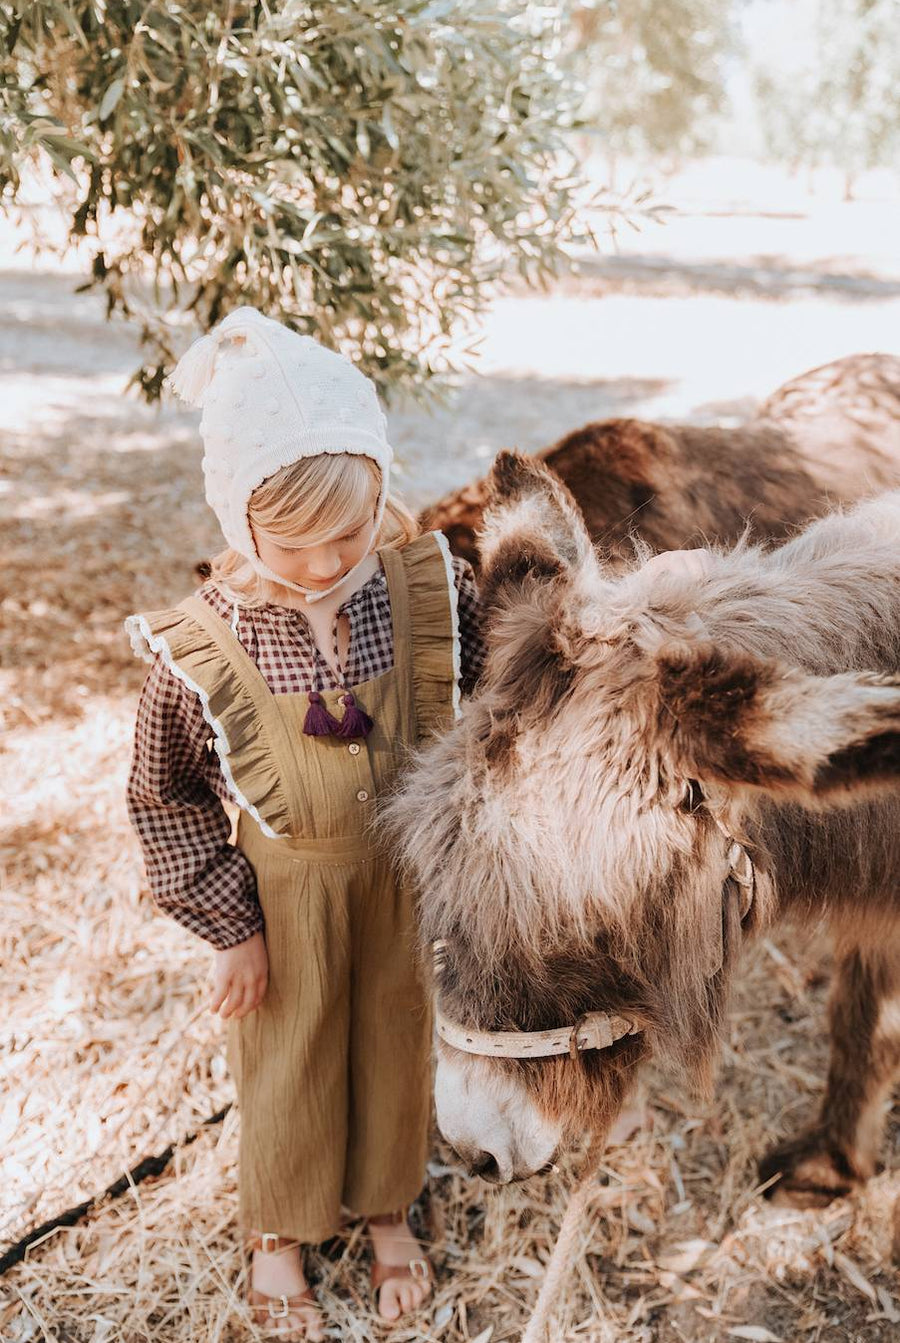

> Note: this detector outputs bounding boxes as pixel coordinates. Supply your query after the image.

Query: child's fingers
[210,962,267,1019]
[209,978,231,1015]
[232,975,268,1019]
[249,974,269,1009]
[220,981,248,1020]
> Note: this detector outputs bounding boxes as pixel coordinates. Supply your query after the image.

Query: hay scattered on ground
[3,223,900,1343]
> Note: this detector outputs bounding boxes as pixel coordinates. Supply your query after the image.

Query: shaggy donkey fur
[387,455,900,1205]
[421,352,900,568]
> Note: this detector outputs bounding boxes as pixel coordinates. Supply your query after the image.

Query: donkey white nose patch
[434,1050,561,1182]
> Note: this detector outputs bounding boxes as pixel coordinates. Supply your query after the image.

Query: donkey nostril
[469,1151,501,1182]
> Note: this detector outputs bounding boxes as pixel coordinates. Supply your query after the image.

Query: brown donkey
[421,352,900,567]
[388,452,900,1207]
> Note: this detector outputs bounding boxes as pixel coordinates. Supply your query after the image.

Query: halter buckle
[568,1011,616,1059]
[568,1013,589,1061]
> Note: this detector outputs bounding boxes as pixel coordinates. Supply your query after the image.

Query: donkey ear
[477,450,596,608]
[656,642,900,802]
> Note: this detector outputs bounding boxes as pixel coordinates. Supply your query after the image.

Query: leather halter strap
[432,831,756,1061]
[434,1005,638,1059]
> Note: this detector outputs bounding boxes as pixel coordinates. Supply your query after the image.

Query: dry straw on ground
[3,274,900,1343]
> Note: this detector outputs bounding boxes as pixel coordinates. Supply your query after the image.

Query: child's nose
[306,547,343,578]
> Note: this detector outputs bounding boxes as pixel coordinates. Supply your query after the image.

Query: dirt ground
[3,158,900,1341]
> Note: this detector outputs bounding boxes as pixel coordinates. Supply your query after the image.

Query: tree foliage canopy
[0,1,587,397]
[754,0,900,190]
[573,0,734,161]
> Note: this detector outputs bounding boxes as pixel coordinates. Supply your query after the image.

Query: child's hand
[210,931,269,1020]
[645,548,712,581]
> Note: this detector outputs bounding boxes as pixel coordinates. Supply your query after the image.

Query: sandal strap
[371,1256,433,1291]
[246,1232,302,1254]
[248,1286,317,1320]
[367,1207,406,1227]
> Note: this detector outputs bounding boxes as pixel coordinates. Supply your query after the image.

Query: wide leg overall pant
[137,533,458,1241]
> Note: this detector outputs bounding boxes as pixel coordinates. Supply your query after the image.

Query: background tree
[0,0,589,397]
[753,0,900,199]
[571,0,735,172]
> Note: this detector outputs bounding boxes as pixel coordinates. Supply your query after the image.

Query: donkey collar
[434,1005,639,1059]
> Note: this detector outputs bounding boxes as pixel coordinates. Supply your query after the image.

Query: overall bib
[136,534,457,1241]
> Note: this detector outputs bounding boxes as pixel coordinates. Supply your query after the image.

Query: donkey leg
[759,942,900,1208]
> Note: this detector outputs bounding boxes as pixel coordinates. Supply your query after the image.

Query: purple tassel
[335,692,374,739]
[303,690,342,736]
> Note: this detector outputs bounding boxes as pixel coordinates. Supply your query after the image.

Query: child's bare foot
[248,1235,325,1341]
[367,1208,434,1322]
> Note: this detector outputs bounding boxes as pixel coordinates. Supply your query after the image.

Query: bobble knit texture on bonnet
[167,306,393,603]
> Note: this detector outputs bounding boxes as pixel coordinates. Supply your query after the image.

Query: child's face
[252,508,377,592]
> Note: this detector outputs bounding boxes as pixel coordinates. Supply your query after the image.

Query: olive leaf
[0,0,594,402]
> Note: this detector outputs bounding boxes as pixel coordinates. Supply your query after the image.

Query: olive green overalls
[136,533,456,1241]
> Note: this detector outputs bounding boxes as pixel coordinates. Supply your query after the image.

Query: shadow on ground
[564,251,900,303]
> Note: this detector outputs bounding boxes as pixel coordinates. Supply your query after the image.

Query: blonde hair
[209,453,419,606]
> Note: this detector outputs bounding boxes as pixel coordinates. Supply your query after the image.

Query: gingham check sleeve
[126,547,486,950]
[452,554,487,696]
[126,655,265,950]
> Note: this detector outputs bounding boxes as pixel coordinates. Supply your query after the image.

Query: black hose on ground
[0,1103,232,1277]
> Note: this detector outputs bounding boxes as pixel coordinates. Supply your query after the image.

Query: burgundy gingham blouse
[126,553,485,949]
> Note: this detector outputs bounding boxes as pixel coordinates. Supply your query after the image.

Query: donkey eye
[679,779,705,813]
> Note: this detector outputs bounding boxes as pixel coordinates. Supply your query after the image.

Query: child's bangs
[211,450,419,606]
[249,453,380,547]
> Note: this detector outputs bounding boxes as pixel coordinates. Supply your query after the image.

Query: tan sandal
[368,1208,434,1318]
[245,1233,324,1340]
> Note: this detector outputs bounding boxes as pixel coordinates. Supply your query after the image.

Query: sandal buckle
[260,1232,281,1253]
[268,1295,291,1320]
[409,1257,430,1281]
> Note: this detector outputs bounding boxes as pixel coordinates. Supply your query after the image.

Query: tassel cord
[334,690,374,739]
[329,609,374,739]
[299,606,375,739]
[302,654,342,736]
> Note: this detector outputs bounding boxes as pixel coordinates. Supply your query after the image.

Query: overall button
[356,789,369,802]
[348,742,361,755]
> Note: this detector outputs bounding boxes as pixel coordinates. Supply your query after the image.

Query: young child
[125,307,486,1339]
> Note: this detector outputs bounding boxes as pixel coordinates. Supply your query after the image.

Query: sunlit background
[3,2,900,1339]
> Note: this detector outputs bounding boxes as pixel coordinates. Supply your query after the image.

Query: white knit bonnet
[167,306,392,603]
